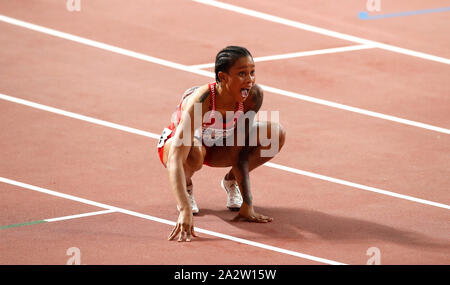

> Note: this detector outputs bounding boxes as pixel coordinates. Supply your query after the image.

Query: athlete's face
[220,56,255,103]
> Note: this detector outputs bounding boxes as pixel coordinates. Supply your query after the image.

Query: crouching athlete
[157,46,286,242]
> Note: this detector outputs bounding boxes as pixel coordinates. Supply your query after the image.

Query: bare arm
[166,108,195,213]
[234,84,264,206]
[233,85,272,222]
[167,86,209,241]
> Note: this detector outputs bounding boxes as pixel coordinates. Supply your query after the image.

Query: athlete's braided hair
[215,46,253,83]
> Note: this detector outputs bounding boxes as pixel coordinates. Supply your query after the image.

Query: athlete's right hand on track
[168,209,197,242]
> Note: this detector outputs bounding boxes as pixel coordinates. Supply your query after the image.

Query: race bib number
[157,128,172,148]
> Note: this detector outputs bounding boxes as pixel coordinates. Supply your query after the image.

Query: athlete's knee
[268,122,285,155]
[278,123,286,150]
[185,145,206,172]
[256,121,285,157]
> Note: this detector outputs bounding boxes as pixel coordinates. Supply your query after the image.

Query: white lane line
[0,15,213,79]
[192,0,450,65]
[257,85,450,135]
[1,92,449,211]
[44,209,116,223]
[189,44,375,69]
[0,177,346,265]
[0,15,448,135]
[0,93,160,140]
[265,163,450,210]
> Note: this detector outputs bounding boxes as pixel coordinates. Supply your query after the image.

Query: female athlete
[157,46,286,242]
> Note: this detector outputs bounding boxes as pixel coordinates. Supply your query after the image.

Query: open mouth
[240,88,250,99]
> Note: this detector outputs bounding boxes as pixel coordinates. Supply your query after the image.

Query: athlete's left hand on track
[232,202,273,223]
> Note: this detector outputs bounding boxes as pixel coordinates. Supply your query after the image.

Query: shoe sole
[227,207,240,212]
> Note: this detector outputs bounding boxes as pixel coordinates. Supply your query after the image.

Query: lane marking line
[0,93,160,140]
[189,44,375,69]
[358,7,450,20]
[1,92,449,211]
[256,85,450,135]
[265,163,450,210]
[44,209,116,222]
[0,220,46,230]
[0,15,449,135]
[0,210,116,230]
[0,15,213,78]
[0,177,346,265]
[192,0,450,65]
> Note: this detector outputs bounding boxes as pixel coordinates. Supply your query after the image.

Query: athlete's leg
[163,137,206,215]
[224,121,286,180]
[163,137,206,184]
[204,121,285,221]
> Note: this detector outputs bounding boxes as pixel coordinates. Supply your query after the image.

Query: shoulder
[180,84,211,113]
[189,84,211,104]
[245,84,264,112]
[251,84,264,100]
